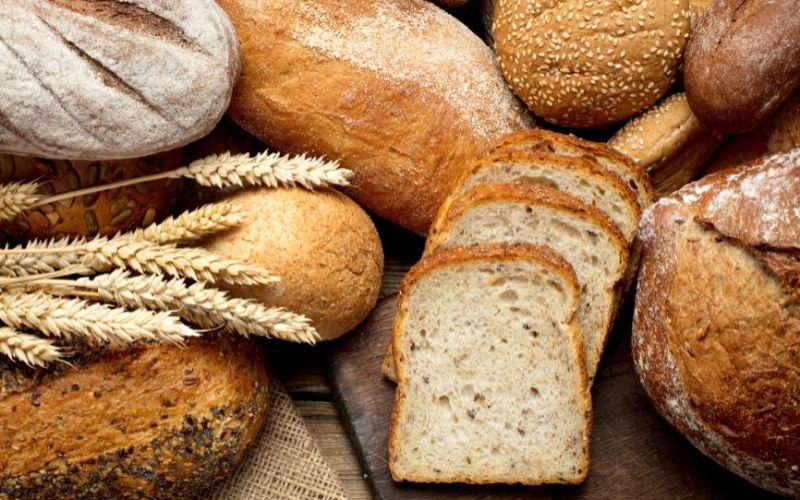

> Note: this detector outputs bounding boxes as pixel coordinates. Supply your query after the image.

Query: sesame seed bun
[494,0,692,128]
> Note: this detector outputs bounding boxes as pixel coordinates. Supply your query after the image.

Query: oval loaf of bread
[0,336,270,499]
[633,149,800,496]
[215,0,534,234]
[0,1,240,160]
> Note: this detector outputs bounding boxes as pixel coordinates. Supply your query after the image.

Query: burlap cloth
[211,379,351,500]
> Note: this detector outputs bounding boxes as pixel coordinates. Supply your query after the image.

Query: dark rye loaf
[0,336,270,499]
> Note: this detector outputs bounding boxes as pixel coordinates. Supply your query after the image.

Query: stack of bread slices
[386,130,653,485]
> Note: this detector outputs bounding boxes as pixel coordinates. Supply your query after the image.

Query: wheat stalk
[128,201,243,245]
[0,237,83,277]
[0,327,62,367]
[0,291,198,345]
[30,151,352,209]
[0,181,43,222]
[75,270,319,343]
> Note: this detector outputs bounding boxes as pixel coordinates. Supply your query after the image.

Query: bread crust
[0,336,270,499]
[633,150,800,496]
[388,243,591,485]
[217,0,533,234]
[684,0,800,133]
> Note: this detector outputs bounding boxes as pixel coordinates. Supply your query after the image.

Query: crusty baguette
[633,149,800,497]
[216,0,534,234]
[389,243,591,485]
[0,336,270,499]
[0,0,239,160]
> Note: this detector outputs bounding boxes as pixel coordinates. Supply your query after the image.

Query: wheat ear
[78,270,319,343]
[0,291,198,345]
[0,182,43,222]
[128,201,243,245]
[31,151,352,209]
[0,237,84,277]
[0,327,62,367]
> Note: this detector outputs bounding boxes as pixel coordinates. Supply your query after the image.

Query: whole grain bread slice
[388,243,591,485]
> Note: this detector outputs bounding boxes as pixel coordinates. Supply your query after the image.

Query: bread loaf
[389,243,590,485]
[0,336,270,499]
[0,1,239,160]
[632,149,800,497]
[706,92,800,175]
[215,0,534,234]
[608,93,725,198]
[684,0,800,133]
[204,188,383,340]
[0,152,183,240]
[494,0,691,128]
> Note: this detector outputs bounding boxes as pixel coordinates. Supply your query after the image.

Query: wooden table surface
[269,219,424,500]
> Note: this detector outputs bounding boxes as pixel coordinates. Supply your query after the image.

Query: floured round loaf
[494,0,691,128]
[204,188,384,340]
[633,149,800,496]
[0,335,270,499]
[216,0,534,234]
[0,1,240,160]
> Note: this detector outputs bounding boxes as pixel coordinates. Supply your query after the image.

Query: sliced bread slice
[489,129,654,212]
[388,243,590,485]
[428,184,629,380]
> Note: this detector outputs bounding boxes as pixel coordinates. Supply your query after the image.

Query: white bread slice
[450,152,641,243]
[389,243,591,485]
[489,129,654,213]
[427,184,629,380]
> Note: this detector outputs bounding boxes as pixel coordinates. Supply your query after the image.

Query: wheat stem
[0,291,199,345]
[0,182,43,222]
[128,201,243,245]
[0,327,62,367]
[30,151,352,208]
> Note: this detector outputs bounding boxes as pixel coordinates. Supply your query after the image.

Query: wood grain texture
[328,295,780,499]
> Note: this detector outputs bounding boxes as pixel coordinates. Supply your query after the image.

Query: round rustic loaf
[0,335,270,499]
[684,0,800,133]
[706,92,800,174]
[0,0,240,160]
[633,149,800,497]
[215,0,534,234]
[0,152,183,240]
[204,188,384,340]
[494,0,691,128]
[608,92,725,198]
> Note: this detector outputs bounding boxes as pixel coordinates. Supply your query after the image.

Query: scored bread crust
[388,242,591,485]
[489,129,654,211]
[632,150,800,496]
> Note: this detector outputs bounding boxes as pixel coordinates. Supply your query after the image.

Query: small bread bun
[608,93,724,198]
[0,152,183,240]
[204,188,384,340]
[494,0,691,128]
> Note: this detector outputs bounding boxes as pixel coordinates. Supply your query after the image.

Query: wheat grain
[81,270,319,343]
[0,327,62,367]
[0,182,43,222]
[128,202,243,245]
[0,291,198,345]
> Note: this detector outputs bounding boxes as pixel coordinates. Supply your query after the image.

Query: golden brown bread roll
[494,0,691,128]
[0,152,183,241]
[0,336,270,499]
[204,188,384,340]
[216,0,534,234]
[633,149,800,496]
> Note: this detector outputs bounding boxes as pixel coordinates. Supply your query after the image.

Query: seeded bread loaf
[0,152,183,240]
[494,0,691,127]
[632,149,800,496]
[0,0,239,160]
[216,0,534,234]
[684,0,800,133]
[608,93,725,198]
[389,243,591,485]
[427,184,629,380]
[0,336,270,499]
[204,188,384,340]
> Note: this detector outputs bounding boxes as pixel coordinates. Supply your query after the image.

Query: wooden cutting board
[328,295,778,499]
